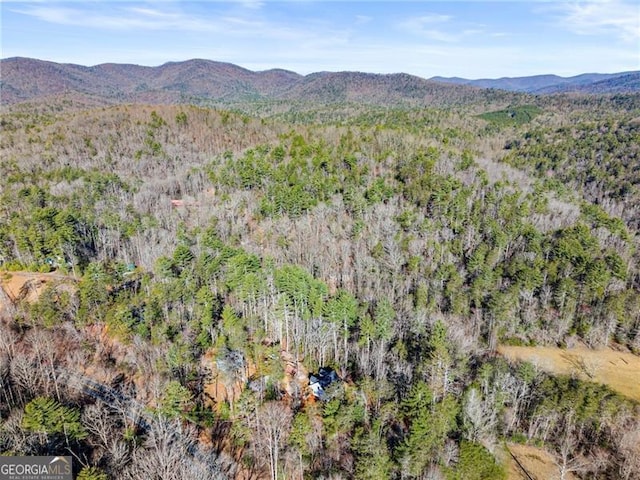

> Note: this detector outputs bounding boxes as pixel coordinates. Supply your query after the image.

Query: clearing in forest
[0,271,78,310]
[498,345,640,402]
[506,443,577,480]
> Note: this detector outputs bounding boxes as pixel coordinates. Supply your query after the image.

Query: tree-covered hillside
[1,93,639,480]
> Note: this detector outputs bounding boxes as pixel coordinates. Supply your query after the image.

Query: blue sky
[1,1,639,78]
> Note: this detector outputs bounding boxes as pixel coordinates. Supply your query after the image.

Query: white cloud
[220,16,264,27]
[554,0,640,42]
[238,0,265,9]
[399,14,488,43]
[10,5,220,31]
[355,15,372,25]
[8,3,314,40]
[412,13,453,24]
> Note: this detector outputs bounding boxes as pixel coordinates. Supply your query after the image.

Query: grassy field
[506,443,577,480]
[498,345,640,402]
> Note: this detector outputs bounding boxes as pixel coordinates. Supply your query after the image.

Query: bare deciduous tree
[617,419,640,480]
[123,418,221,480]
[552,413,592,480]
[254,401,293,480]
[462,387,498,446]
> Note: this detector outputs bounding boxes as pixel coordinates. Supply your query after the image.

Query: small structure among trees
[308,367,339,400]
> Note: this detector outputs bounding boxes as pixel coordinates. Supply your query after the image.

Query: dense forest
[1,76,639,480]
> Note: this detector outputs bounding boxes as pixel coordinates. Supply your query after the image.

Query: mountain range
[1,57,638,108]
[430,71,640,94]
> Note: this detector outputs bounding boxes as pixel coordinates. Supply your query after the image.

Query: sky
[1,0,639,78]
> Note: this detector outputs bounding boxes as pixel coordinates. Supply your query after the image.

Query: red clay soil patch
[201,348,257,410]
[498,345,640,402]
[0,271,77,306]
[201,347,313,410]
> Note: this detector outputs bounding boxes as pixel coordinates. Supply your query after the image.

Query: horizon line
[2,56,639,81]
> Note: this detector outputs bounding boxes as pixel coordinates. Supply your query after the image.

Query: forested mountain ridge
[0,57,534,108]
[3,58,636,109]
[431,71,640,94]
[1,66,640,480]
[0,57,303,105]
